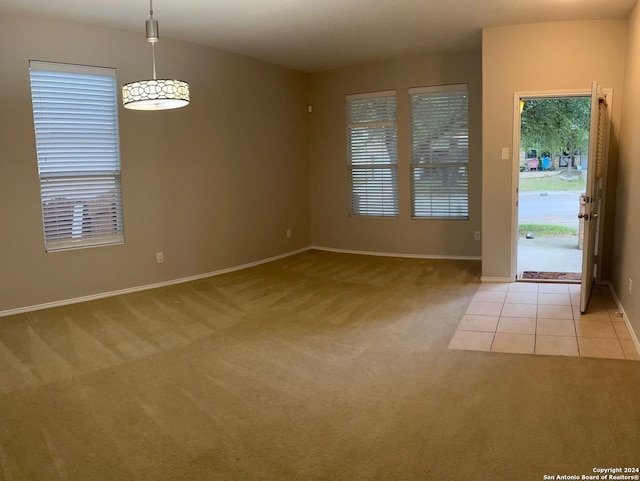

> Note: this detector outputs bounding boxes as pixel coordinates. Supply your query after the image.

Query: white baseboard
[480,276,512,283]
[1,246,482,318]
[310,245,481,261]
[0,247,311,318]
[605,281,640,357]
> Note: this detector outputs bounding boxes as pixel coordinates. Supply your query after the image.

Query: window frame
[346,90,399,219]
[29,60,125,252]
[409,84,470,220]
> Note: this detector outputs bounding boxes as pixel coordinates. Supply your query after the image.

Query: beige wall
[613,3,640,335]
[308,53,482,257]
[482,20,627,280]
[0,14,310,312]
[3,13,636,316]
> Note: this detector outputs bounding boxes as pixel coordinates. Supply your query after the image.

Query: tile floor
[449,282,640,361]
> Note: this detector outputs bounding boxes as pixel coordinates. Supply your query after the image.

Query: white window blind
[410,84,469,219]
[29,61,124,252]
[347,90,398,217]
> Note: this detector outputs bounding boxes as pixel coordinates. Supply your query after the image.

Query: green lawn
[518,224,578,237]
[519,173,585,192]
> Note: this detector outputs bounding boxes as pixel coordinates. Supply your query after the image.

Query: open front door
[580,81,609,313]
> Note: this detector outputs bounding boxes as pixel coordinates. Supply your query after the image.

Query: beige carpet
[0,250,638,480]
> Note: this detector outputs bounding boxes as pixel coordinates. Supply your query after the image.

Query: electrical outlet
[286,229,292,239]
[156,252,164,264]
[629,278,633,296]
[474,231,481,241]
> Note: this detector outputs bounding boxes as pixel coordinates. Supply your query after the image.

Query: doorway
[515,95,591,281]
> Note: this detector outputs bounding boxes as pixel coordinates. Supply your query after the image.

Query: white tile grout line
[461,282,639,360]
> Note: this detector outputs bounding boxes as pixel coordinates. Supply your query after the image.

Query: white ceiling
[0,0,636,72]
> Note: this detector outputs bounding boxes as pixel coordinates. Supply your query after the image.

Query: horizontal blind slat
[412,165,469,218]
[29,62,125,251]
[410,86,469,219]
[347,92,398,217]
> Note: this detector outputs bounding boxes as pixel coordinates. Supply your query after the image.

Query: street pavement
[518,191,583,230]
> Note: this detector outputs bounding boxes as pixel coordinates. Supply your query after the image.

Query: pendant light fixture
[122,0,190,110]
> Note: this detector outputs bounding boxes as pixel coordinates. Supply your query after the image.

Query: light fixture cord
[151,42,157,80]
[150,0,156,80]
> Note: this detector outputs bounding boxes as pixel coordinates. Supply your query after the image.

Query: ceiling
[0,0,636,72]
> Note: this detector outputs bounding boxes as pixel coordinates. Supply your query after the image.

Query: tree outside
[520,97,591,169]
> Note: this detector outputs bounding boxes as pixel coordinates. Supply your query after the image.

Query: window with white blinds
[410,84,469,219]
[347,90,398,217]
[29,61,124,252]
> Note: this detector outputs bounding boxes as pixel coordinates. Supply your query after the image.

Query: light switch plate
[501,147,509,160]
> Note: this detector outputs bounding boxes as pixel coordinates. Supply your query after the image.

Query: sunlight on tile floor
[449,283,640,361]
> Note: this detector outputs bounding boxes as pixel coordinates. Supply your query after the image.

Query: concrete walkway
[517,236,583,274]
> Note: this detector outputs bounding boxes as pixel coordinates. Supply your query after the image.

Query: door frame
[510,88,613,282]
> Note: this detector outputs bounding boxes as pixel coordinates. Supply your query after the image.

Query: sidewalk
[517,236,582,274]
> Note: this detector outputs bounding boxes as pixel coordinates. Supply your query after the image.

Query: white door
[580,81,609,313]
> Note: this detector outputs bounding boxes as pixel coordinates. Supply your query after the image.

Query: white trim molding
[0,247,311,318]
[311,245,481,261]
[1,246,483,318]
[480,276,512,283]
[605,282,640,358]
[510,88,612,283]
